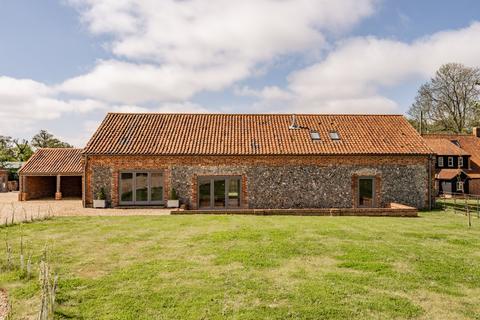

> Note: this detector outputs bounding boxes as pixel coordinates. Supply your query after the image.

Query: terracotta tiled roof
[19,148,83,175]
[424,133,480,175]
[84,113,433,156]
[423,138,470,156]
[436,169,464,180]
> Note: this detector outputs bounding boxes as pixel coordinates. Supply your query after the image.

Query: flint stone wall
[170,164,427,209]
[92,166,112,206]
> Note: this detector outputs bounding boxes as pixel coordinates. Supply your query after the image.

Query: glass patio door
[198,176,241,209]
[135,173,149,205]
[119,171,163,205]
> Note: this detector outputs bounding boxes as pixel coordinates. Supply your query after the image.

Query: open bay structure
[19,113,435,213]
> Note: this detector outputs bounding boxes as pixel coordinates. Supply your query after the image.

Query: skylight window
[451,140,460,147]
[329,131,340,140]
[310,131,320,140]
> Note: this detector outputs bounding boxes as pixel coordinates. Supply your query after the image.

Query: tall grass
[2,231,58,319]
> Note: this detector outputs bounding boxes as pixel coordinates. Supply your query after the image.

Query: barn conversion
[19,113,435,211]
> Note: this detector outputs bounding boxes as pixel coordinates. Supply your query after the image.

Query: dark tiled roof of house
[83,113,433,156]
[424,133,480,174]
[19,148,83,175]
[423,138,470,156]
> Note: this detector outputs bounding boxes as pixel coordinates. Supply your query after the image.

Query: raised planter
[93,199,106,208]
[167,200,179,208]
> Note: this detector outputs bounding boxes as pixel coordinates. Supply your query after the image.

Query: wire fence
[436,192,480,227]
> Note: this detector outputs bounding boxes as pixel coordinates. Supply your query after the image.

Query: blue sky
[0,0,479,146]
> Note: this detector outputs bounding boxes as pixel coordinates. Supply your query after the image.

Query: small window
[451,140,460,147]
[438,157,444,167]
[329,131,340,140]
[457,181,464,192]
[458,157,464,167]
[448,157,454,167]
[310,131,320,140]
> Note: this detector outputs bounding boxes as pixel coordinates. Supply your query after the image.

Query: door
[150,172,164,205]
[358,177,374,208]
[119,171,164,205]
[135,172,149,205]
[198,176,241,209]
[119,172,134,205]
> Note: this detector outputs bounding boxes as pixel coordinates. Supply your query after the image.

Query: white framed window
[458,157,464,167]
[438,157,444,167]
[448,157,454,167]
[457,181,464,192]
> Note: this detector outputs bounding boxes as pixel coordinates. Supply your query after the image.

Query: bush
[96,188,106,200]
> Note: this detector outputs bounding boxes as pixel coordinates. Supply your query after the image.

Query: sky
[1,0,480,147]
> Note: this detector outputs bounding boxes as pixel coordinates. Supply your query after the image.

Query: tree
[12,139,33,162]
[0,135,15,166]
[31,130,72,149]
[408,63,480,133]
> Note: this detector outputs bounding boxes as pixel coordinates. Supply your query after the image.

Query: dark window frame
[197,175,242,209]
[119,170,164,206]
[358,176,375,208]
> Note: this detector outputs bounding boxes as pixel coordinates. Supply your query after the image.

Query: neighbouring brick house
[81,113,434,210]
[424,129,480,195]
[18,148,83,200]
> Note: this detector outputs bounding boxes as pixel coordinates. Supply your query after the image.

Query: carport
[18,148,83,201]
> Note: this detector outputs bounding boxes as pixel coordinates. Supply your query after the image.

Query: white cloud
[62,0,377,103]
[283,22,480,113]
[0,76,107,139]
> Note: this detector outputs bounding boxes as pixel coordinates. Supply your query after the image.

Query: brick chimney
[474,127,480,138]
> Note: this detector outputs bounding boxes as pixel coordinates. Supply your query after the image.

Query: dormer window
[310,131,320,140]
[329,131,340,140]
[458,157,463,167]
[448,157,454,167]
[438,157,444,167]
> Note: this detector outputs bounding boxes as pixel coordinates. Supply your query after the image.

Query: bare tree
[408,63,480,133]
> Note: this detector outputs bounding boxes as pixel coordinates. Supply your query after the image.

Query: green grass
[2,212,480,319]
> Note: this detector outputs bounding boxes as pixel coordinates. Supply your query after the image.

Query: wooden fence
[437,192,480,227]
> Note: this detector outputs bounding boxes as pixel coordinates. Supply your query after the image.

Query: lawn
[1,212,480,319]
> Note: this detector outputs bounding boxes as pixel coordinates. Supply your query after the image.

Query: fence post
[477,197,479,218]
[467,195,472,227]
[465,194,468,216]
[454,194,456,214]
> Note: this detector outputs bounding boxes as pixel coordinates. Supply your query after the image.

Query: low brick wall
[172,203,418,217]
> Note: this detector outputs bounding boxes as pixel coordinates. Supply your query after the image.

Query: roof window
[329,131,340,140]
[310,131,321,140]
[451,140,460,147]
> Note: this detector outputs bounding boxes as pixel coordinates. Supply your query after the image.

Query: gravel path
[0,192,172,222]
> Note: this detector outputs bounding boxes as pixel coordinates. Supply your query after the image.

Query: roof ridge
[106,112,405,116]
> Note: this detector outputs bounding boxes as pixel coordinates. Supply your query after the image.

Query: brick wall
[60,176,82,198]
[24,176,56,199]
[84,154,433,209]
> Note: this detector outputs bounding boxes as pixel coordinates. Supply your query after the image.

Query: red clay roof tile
[83,113,433,156]
[19,148,83,175]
